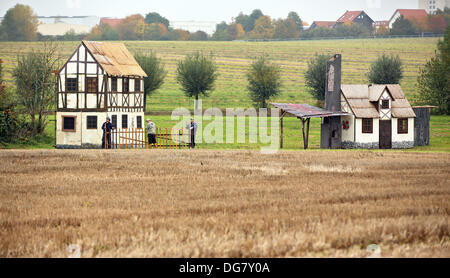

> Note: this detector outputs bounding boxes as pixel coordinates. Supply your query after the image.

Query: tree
[117,14,146,40]
[144,12,170,28]
[13,43,60,135]
[305,53,329,102]
[287,11,303,32]
[235,13,251,33]
[367,53,403,84]
[145,23,167,40]
[100,23,119,40]
[190,31,208,41]
[175,29,190,41]
[226,23,245,40]
[250,16,274,39]
[249,9,264,30]
[427,15,447,34]
[247,55,282,108]
[212,22,228,41]
[391,15,417,35]
[134,52,167,111]
[63,29,78,41]
[176,52,218,110]
[417,27,450,114]
[273,18,299,39]
[1,4,38,41]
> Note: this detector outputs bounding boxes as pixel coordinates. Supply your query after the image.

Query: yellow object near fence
[107,128,189,149]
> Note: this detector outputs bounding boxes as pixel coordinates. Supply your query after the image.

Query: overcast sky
[0,0,419,23]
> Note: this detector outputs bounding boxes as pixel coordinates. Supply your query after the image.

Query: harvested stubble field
[0,149,449,257]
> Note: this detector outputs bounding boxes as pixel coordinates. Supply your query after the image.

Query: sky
[0,0,419,23]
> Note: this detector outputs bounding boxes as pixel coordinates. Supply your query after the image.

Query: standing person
[186,118,198,149]
[101,117,113,149]
[146,118,156,146]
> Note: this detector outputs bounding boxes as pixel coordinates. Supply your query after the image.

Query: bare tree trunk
[31,114,36,136]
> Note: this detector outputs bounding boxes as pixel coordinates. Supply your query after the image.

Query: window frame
[135,78,141,92]
[362,118,373,134]
[397,118,408,134]
[123,77,129,93]
[86,77,98,93]
[381,99,389,109]
[62,116,76,132]
[86,116,97,130]
[111,77,118,92]
[122,114,128,129]
[111,115,117,129]
[137,116,142,129]
[67,78,78,92]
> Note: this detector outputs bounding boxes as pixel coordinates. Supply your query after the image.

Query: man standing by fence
[146,118,156,146]
[101,117,113,149]
[186,118,198,149]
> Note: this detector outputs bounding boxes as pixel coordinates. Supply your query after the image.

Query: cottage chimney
[324,54,342,112]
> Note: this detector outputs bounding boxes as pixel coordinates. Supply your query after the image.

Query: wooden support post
[301,117,311,150]
[280,110,286,149]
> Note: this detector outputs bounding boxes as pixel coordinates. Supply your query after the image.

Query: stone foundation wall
[56,144,102,149]
[392,141,414,149]
[342,141,379,149]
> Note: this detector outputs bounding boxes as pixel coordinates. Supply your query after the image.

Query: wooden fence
[106,128,189,149]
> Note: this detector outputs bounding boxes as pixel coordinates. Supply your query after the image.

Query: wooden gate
[108,128,188,149]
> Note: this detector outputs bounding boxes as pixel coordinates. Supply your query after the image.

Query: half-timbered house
[55,40,147,148]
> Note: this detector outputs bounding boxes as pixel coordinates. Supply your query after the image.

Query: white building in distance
[170,21,218,35]
[419,0,450,14]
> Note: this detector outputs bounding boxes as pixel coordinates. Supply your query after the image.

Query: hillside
[0,38,440,112]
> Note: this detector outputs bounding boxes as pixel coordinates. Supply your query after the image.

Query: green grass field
[0,38,441,112]
[0,38,448,152]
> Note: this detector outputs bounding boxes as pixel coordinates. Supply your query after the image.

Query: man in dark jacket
[185,118,198,149]
[101,117,113,149]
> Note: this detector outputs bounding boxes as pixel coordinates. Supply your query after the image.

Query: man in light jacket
[146,118,156,145]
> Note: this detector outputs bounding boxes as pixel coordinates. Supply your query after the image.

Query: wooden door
[379,120,392,149]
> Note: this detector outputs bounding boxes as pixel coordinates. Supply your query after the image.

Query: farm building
[55,40,147,149]
[320,54,420,150]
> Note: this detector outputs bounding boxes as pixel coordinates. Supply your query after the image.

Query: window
[398,118,408,134]
[111,115,117,128]
[67,78,78,92]
[111,77,117,91]
[122,114,128,129]
[86,116,97,129]
[362,118,373,134]
[381,99,389,109]
[137,116,142,128]
[135,79,141,92]
[62,116,76,132]
[123,78,129,93]
[86,77,97,93]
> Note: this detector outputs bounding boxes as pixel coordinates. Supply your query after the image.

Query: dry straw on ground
[0,149,449,257]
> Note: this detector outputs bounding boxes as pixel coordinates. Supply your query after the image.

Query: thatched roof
[83,40,147,77]
[341,84,415,118]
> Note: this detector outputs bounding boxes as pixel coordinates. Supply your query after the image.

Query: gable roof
[341,84,415,118]
[100,18,123,28]
[336,11,373,23]
[82,40,147,77]
[390,9,428,22]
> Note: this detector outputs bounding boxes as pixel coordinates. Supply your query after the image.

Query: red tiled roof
[100,18,123,28]
[336,11,364,23]
[392,9,428,22]
[311,21,336,28]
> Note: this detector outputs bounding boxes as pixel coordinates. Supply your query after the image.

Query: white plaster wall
[341,115,355,142]
[392,117,414,142]
[355,118,379,143]
[56,112,82,145]
[379,89,391,120]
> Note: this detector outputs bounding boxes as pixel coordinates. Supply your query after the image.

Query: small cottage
[339,84,416,149]
[55,40,147,148]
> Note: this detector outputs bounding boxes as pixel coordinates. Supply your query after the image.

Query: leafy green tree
[212,22,228,40]
[134,52,167,112]
[190,31,208,41]
[417,27,450,114]
[391,15,417,35]
[367,53,403,84]
[13,42,60,135]
[247,55,282,108]
[2,4,38,41]
[273,18,299,39]
[305,53,329,101]
[250,16,274,39]
[145,12,170,28]
[235,13,251,33]
[101,24,119,40]
[288,11,303,32]
[176,52,218,110]
[249,9,264,30]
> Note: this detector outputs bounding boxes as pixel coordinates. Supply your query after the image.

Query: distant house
[419,0,450,14]
[309,21,336,29]
[334,10,374,29]
[388,9,428,29]
[100,18,124,28]
[373,20,389,30]
[38,22,91,36]
[56,41,147,149]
